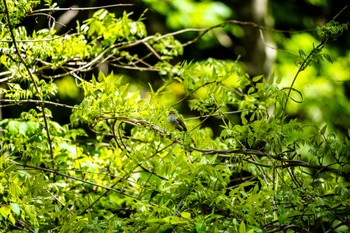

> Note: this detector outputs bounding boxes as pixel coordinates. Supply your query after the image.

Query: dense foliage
[0,1,349,232]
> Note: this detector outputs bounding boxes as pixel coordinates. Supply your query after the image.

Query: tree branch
[2,0,55,174]
[31,4,134,13]
[17,163,137,199]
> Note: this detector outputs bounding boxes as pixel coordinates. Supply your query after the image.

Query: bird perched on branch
[167,110,194,162]
[167,110,187,132]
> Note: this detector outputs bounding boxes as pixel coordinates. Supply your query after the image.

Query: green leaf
[239,221,246,233]
[248,87,255,94]
[252,75,263,82]
[212,67,218,80]
[10,203,20,216]
[95,9,108,21]
[8,213,15,225]
[195,222,206,233]
[0,206,11,218]
[241,114,248,125]
[298,49,306,58]
[8,121,27,136]
[27,122,41,134]
[323,54,333,63]
[276,74,282,84]
[0,54,7,66]
[180,212,191,219]
[278,214,288,224]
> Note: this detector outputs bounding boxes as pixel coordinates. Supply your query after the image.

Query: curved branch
[281,42,325,126]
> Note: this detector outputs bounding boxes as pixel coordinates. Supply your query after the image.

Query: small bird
[167,110,187,132]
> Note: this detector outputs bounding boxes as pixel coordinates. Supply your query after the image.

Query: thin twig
[181,20,313,47]
[0,99,78,109]
[2,0,55,173]
[281,42,325,126]
[0,31,72,42]
[141,41,164,61]
[31,4,134,13]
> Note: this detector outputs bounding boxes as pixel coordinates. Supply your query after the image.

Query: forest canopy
[0,0,349,232]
